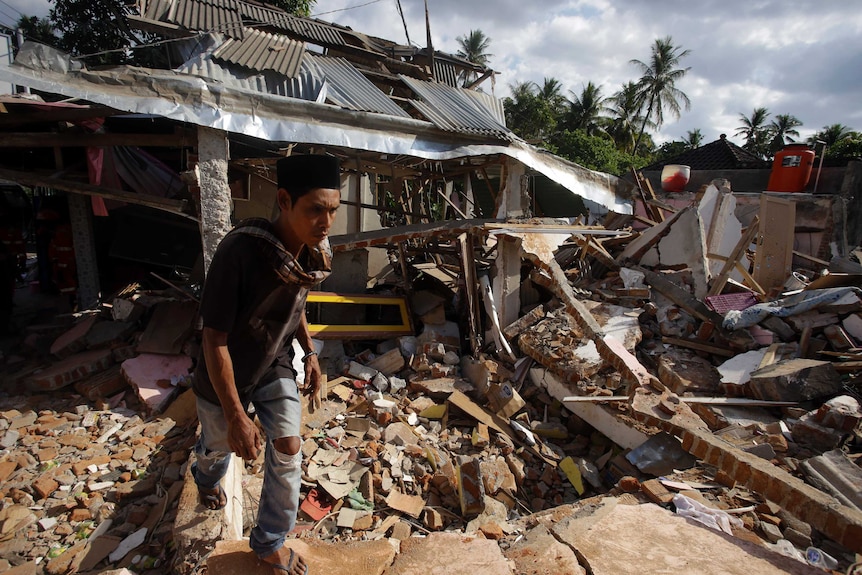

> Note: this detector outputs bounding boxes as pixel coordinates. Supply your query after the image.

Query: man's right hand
[227,412,262,461]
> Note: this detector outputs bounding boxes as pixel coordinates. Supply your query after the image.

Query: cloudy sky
[6,0,861,145]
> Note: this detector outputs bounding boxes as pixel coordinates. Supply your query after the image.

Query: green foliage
[563,81,610,136]
[16,16,60,50]
[652,140,689,163]
[49,0,136,65]
[808,124,859,147]
[550,129,646,175]
[503,82,558,144]
[826,134,862,160]
[264,0,315,16]
[630,36,691,152]
[456,29,492,87]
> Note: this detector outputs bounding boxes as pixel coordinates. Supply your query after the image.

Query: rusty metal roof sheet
[212,28,305,77]
[400,76,511,141]
[306,54,410,118]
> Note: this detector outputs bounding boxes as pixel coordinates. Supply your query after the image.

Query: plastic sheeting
[723,287,862,330]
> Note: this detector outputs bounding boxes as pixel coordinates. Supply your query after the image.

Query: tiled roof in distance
[644,134,769,171]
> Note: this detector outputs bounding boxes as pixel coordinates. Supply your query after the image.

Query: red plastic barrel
[767,143,815,192]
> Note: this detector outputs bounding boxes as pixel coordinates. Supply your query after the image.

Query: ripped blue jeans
[193,377,303,558]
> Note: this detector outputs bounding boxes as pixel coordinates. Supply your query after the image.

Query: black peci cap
[277,154,341,193]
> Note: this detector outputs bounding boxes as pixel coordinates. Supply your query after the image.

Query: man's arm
[201,326,261,461]
[296,314,321,398]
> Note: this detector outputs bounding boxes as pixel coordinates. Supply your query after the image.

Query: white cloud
[313,0,862,143]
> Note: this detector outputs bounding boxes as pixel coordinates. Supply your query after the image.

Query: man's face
[280,187,341,248]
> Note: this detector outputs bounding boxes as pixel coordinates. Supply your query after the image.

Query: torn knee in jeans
[272,436,302,470]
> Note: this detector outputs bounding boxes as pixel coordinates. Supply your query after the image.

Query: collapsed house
[0,1,861,574]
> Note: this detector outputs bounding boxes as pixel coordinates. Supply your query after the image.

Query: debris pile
[1,176,861,573]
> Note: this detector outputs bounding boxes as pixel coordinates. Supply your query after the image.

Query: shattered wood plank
[753,194,796,293]
[661,337,736,358]
[329,218,492,252]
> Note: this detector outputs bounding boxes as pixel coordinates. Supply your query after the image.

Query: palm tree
[537,77,567,117]
[735,107,771,157]
[684,128,704,149]
[565,81,610,136]
[767,113,802,155]
[630,36,691,153]
[808,124,858,147]
[456,29,492,87]
[606,81,650,153]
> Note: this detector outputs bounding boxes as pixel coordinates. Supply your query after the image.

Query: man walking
[192,154,341,575]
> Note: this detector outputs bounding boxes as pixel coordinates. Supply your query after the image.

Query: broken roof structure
[0,0,632,217]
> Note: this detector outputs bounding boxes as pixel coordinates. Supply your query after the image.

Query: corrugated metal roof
[176,47,323,100]
[400,76,511,141]
[240,5,345,47]
[463,90,506,127]
[306,54,410,118]
[168,0,244,37]
[212,27,305,77]
[143,0,172,22]
[433,60,458,88]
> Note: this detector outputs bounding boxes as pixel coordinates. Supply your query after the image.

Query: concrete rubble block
[457,458,485,517]
[799,449,862,509]
[206,538,396,575]
[504,523,584,575]
[748,358,842,402]
[478,456,517,495]
[347,360,378,381]
[384,489,425,519]
[111,297,145,322]
[657,348,721,395]
[386,531,512,575]
[811,394,861,431]
[556,501,815,575]
[121,353,193,414]
[174,455,243,574]
[50,314,98,358]
[842,313,862,341]
[366,348,405,376]
[27,348,114,392]
[791,395,861,450]
[84,320,137,349]
[382,422,419,446]
[408,377,473,399]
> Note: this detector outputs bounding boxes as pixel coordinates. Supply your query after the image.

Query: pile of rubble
[1,176,861,574]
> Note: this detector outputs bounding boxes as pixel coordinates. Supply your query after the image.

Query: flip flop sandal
[198,484,226,510]
[268,548,308,575]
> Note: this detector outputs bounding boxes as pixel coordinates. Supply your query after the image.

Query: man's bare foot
[197,484,226,510]
[261,545,307,575]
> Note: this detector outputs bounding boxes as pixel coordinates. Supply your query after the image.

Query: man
[192,154,341,575]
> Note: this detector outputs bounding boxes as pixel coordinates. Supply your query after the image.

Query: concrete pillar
[493,158,527,329]
[67,194,100,310]
[463,174,475,218]
[197,126,233,274]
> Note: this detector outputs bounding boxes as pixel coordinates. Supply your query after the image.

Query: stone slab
[385,531,512,575]
[504,523,583,575]
[556,502,816,575]
[206,537,396,575]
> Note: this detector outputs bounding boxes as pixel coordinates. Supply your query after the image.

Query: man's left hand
[302,353,322,399]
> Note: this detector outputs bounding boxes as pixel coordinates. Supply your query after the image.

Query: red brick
[0,460,18,482]
[33,475,59,499]
[691,437,708,459]
[69,508,91,522]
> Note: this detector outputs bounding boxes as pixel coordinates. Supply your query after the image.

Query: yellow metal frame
[306,291,413,338]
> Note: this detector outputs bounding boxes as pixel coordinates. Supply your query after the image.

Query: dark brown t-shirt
[193,232,309,406]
